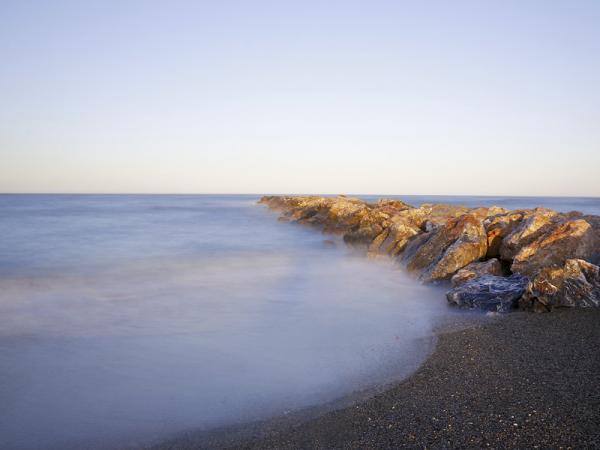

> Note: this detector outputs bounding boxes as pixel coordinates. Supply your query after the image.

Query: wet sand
[152,309,600,449]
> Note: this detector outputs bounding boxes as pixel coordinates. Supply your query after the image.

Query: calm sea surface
[1,194,599,449]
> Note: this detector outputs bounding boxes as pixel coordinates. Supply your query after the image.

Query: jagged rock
[344,200,418,249]
[400,231,431,262]
[450,258,503,287]
[583,214,600,261]
[484,211,526,258]
[470,206,508,219]
[390,208,428,231]
[404,213,488,283]
[258,195,289,209]
[371,198,413,210]
[260,195,327,212]
[260,196,600,313]
[367,228,391,255]
[499,208,558,261]
[520,259,600,310]
[261,195,371,235]
[511,219,597,276]
[589,253,600,266]
[320,197,369,233]
[583,214,600,232]
[344,223,385,248]
[417,204,471,231]
[343,211,391,248]
[369,219,421,256]
[446,274,529,312]
[261,196,330,225]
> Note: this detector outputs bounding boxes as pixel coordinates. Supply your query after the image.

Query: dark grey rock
[446,274,528,312]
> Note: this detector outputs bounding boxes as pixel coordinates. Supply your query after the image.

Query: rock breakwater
[259,195,600,312]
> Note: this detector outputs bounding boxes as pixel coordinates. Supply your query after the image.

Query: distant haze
[1,1,599,196]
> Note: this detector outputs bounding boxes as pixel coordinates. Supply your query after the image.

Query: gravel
[152,309,600,449]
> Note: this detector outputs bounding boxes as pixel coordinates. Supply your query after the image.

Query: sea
[1,194,599,449]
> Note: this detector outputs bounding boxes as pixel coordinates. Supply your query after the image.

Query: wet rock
[451,258,503,287]
[446,274,529,312]
[511,219,597,276]
[404,214,488,283]
[520,259,600,310]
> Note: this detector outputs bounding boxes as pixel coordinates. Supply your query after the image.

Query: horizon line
[1,192,599,199]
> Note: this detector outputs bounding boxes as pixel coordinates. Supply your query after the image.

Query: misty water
[1,195,599,449]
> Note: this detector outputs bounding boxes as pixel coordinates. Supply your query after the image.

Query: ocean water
[0,194,598,449]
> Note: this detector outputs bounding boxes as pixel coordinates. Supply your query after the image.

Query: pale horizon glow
[1,1,599,196]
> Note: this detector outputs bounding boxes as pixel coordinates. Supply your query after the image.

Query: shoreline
[150,195,600,449]
[152,309,600,449]
[148,313,477,449]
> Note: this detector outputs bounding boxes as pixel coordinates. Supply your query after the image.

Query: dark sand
[153,309,600,449]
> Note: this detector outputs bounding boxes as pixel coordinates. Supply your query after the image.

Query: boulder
[368,217,421,256]
[446,274,529,312]
[417,204,471,231]
[499,208,558,261]
[343,209,392,248]
[484,211,526,258]
[319,197,370,234]
[511,219,597,276]
[583,214,600,261]
[258,195,292,209]
[262,196,331,225]
[344,223,385,248]
[371,198,413,211]
[470,206,508,220]
[261,195,326,211]
[263,196,372,235]
[520,259,600,311]
[450,258,503,287]
[400,231,432,262]
[404,213,488,283]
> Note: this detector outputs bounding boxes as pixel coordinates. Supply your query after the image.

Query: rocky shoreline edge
[259,195,600,312]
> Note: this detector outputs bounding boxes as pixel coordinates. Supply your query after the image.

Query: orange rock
[511,219,597,276]
[404,213,488,283]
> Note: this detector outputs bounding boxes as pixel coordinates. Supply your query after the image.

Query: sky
[1,0,599,196]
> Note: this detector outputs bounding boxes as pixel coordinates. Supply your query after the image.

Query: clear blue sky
[1,0,599,195]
